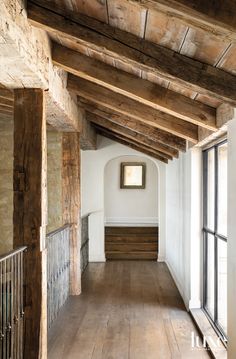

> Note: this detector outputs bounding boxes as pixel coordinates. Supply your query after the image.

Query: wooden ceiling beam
[68,75,199,143]
[96,125,172,160]
[79,98,187,152]
[53,43,216,129]
[128,0,236,41]
[80,116,97,150]
[28,2,236,105]
[95,126,168,163]
[86,112,177,159]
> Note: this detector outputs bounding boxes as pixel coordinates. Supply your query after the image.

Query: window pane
[218,143,228,237]
[207,149,215,230]
[217,238,227,334]
[206,234,215,319]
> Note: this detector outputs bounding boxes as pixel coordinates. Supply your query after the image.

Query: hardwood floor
[48,261,210,359]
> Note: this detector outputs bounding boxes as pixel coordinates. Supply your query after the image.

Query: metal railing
[47,225,70,329]
[0,246,27,359]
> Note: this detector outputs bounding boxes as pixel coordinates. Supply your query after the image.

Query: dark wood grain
[105,226,158,260]
[13,89,47,359]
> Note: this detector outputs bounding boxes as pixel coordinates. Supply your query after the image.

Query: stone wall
[47,130,63,233]
[0,124,64,253]
[0,118,13,254]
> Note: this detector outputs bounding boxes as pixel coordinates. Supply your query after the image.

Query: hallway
[48,261,210,359]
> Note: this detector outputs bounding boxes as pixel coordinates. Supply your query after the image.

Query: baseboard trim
[105,217,158,227]
[89,256,106,263]
[165,259,189,310]
[157,255,166,262]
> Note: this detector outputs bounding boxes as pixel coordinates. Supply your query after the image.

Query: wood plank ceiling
[2,0,236,163]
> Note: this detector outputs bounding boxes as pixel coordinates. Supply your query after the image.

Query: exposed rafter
[79,98,187,152]
[86,112,177,159]
[95,126,169,163]
[52,43,216,129]
[68,76,199,143]
[28,1,236,105]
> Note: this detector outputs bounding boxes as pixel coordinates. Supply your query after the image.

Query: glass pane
[207,149,215,230]
[205,234,215,319]
[217,238,227,334]
[218,143,228,237]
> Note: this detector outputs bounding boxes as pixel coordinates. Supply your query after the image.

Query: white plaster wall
[165,148,202,309]
[81,135,166,262]
[104,156,158,226]
[227,118,236,358]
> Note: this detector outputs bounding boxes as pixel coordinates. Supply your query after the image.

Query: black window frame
[202,139,227,343]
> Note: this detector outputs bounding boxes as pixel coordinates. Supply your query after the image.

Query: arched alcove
[104,155,159,226]
[81,136,166,262]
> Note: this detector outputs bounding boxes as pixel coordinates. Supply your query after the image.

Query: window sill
[190,308,227,359]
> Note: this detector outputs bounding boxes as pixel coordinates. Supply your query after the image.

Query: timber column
[13,89,47,359]
[62,133,81,295]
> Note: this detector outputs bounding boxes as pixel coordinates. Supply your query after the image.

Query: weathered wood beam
[197,103,234,147]
[86,112,177,158]
[68,76,198,143]
[13,89,47,359]
[80,114,97,150]
[128,0,236,41]
[53,43,216,129]
[97,127,172,160]
[95,127,168,163]
[79,98,187,152]
[28,2,236,105]
[62,133,81,295]
[0,0,81,132]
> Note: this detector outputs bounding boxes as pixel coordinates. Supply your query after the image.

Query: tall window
[203,140,227,340]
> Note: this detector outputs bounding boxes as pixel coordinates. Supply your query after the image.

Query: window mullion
[214,146,218,323]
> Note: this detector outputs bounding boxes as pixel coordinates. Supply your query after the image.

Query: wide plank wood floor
[48,261,210,359]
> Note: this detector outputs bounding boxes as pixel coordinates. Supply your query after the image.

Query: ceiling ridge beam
[53,43,216,130]
[28,1,236,105]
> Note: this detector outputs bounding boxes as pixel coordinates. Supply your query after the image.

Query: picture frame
[120,162,146,189]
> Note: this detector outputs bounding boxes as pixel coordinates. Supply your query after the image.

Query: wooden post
[13,89,47,359]
[62,133,81,295]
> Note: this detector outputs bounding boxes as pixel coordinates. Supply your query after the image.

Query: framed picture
[120,162,146,189]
